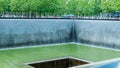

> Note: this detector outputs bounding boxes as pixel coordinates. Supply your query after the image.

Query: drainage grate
[28,57,89,68]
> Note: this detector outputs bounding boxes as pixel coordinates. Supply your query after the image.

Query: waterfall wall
[0,19,120,49]
[76,20,120,49]
[0,19,73,48]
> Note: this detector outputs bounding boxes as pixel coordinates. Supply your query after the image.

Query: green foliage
[0,0,120,16]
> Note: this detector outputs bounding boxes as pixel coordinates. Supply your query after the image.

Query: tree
[100,0,118,13]
[22,0,42,17]
[78,0,95,16]
[0,0,11,12]
[66,0,80,15]
[0,0,120,17]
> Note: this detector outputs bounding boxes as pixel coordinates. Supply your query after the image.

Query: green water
[0,44,120,68]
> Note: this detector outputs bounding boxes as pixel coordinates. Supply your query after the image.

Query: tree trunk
[28,11,32,18]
